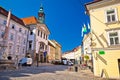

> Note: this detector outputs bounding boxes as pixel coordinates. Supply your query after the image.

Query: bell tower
[38,4,45,24]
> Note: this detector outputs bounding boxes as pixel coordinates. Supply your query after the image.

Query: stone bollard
[75,66,78,72]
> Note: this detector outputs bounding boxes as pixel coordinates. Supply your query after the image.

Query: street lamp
[36,53,39,67]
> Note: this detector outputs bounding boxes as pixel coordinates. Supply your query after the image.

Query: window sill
[108,44,120,48]
[105,21,120,25]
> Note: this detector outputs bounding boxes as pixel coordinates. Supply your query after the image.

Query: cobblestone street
[0,64,105,80]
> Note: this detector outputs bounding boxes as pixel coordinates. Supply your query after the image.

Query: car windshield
[19,57,27,63]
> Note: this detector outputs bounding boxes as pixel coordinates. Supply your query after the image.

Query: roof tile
[22,16,38,25]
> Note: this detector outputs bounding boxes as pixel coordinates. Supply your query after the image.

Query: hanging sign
[99,50,105,55]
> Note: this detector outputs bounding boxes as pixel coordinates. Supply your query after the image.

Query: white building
[62,46,81,64]
[82,33,93,68]
[22,5,50,62]
[62,51,75,60]
[82,33,92,60]
[0,7,28,61]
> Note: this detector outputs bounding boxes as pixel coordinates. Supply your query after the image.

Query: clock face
[39,13,43,17]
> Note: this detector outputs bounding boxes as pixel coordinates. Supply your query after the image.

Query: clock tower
[38,4,45,24]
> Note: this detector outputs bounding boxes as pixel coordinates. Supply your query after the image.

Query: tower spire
[39,3,43,13]
[38,3,45,24]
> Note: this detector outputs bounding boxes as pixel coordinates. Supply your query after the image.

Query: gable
[37,23,50,35]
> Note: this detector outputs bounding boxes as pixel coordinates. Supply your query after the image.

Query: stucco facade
[22,5,50,62]
[22,17,50,62]
[48,40,56,62]
[82,33,92,67]
[86,0,120,79]
[51,40,62,60]
[0,7,28,61]
[62,46,81,64]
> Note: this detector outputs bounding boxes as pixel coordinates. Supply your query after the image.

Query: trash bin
[75,66,78,72]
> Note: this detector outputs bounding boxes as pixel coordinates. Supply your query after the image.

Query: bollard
[75,66,78,72]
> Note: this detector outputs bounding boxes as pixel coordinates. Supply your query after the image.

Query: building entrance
[40,54,43,63]
[118,59,120,77]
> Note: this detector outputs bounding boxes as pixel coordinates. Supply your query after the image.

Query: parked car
[62,60,67,65]
[18,57,32,66]
[18,57,27,66]
[51,60,62,65]
[67,60,73,66]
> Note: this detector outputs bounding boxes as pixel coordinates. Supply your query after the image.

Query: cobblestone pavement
[0,63,106,80]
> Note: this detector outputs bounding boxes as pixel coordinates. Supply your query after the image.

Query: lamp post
[15,55,19,69]
[36,53,39,67]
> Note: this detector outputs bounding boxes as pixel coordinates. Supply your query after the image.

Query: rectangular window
[17,36,21,43]
[3,20,7,25]
[25,30,27,35]
[23,48,25,54]
[109,32,119,45]
[29,41,32,50]
[16,45,19,53]
[41,32,42,38]
[46,35,47,40]
[23,39,26,45]
[106,9,117,23]
[10,33,14,41]
[19,28,22,32]
[45,45,47,50]
[1,32,4,38]
[44,33,45,39]
[38,30,40,36]
[40,43,44,50]
[30,31,33,35]
[8,45,12,54]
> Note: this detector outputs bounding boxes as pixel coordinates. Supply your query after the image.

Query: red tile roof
[22,16,38,25]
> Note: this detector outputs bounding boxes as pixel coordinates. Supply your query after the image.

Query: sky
[0,0,93,52]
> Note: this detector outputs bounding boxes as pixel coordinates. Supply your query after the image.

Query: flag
[43,51,47,57]
[83,24,87,33]
[81,24,87,37]
[87,23,91,30]
[81,27,84,37]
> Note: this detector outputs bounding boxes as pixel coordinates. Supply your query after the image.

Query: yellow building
[51,40,62,60]
[48,40,56,62]
[48,40,62,62]
[85,0,120,79]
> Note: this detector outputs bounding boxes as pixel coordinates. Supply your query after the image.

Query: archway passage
[118,59,120,76]
[40,54,43,63]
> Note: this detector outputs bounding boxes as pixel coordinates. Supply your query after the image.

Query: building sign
[43,51,47,57]
[99,50,105,55]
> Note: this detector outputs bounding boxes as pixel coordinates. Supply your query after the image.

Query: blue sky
[0,0,93,52]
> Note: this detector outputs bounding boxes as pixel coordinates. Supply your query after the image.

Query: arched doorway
[38,42,47,63]
[118,59,120,77]
[40,54,43,63]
